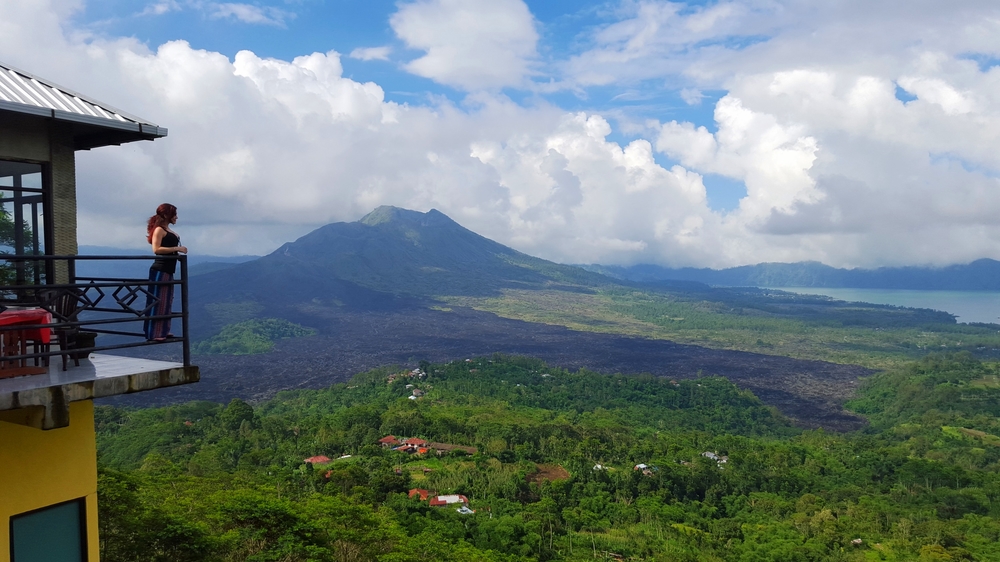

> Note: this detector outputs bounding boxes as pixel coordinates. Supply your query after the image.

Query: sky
[2,0,1000,268]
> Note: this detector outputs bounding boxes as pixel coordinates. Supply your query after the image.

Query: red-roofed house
[408,488,431,501]
[404,437,428,447]
[304,455,332,465]
[429,494,469,507]
[378,435,400,448]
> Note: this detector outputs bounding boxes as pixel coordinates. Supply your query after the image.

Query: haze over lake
[778,287,1000,325]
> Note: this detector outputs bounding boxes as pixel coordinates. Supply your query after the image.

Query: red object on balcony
[0,309,51,344]
[0,309,52,379]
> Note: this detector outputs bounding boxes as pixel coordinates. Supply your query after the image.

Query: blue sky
[6,0,1000,268]
[75,0,720,122]
[72,0,749,212]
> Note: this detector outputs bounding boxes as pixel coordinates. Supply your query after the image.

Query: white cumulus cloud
[209,3,292,27]
[6,0,1000,270]
[139,0,182,17]
[390,0,538,91]
[349,46,393,62]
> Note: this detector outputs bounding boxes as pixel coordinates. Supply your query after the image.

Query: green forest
[193,318,316,355]
[96,354,1000,561]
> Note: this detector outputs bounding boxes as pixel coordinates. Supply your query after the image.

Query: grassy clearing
[970,375,1000,388]
[445,289,1000,369]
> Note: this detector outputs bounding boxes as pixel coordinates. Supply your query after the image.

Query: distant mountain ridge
[589,259,1000,291]
[77,246,259,278]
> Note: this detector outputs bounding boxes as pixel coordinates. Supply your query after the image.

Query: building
[408,488,430,501]
[304,455,332,465]
[0,61,199,562]
[429,494,469,507]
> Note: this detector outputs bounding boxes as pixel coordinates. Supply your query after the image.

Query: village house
[391,439,430,455]
[386,368,426,384]
[634,463,656,476]
[701,451,729,469]
[429,494,469,507]
[409,490,474,514]
[304,455,332,465]
[702,452,729,463]
[378,435,477,456]
[408,488,430,501]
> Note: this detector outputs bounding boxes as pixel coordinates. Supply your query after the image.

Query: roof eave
[0,100,167,150]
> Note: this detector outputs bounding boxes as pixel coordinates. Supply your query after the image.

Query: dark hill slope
[274,206,610,295]
[193,206,611,306]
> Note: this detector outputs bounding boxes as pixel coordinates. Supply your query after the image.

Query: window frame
[0,157,53,286]
[9,497,89,562]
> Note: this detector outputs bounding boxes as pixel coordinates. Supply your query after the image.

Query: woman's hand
[177,246,188,254]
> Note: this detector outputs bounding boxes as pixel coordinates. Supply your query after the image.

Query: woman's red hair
[146,203,177,243]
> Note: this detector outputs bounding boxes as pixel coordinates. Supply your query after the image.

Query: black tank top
[151,231,180,275]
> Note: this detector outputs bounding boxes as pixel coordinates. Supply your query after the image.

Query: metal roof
[0,61,167,149]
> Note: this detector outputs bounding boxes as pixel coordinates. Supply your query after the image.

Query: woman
[144,203,187,341]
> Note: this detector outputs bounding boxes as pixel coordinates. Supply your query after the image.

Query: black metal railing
[0,254,191,369]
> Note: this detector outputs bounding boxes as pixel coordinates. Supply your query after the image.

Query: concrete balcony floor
[0,353,199,430]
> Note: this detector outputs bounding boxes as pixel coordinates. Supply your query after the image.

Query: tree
[220,398,256,432]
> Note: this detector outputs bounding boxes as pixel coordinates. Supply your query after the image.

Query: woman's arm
[151,227,188,255]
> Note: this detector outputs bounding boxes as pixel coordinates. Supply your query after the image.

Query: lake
[775,287,1000,325]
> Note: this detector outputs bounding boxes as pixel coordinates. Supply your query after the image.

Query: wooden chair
[36,288,84,371]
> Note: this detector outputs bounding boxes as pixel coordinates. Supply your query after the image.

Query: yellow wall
[0,400,100,562]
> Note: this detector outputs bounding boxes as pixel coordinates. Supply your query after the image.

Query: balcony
[0,254,199,429]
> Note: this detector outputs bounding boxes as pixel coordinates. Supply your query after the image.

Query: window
[9,499,87,562]
[0,159,49,288]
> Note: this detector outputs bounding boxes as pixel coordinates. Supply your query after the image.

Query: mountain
[192,206,611,307]
[591,259,1000,290]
